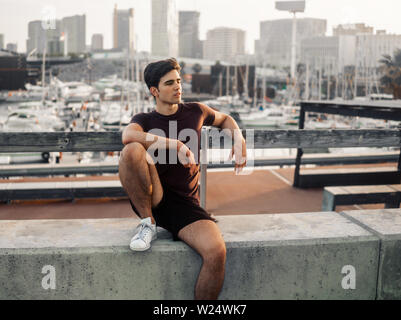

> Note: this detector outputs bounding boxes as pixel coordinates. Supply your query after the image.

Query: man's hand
[207,107,247,175]
[177,140,196,168]
[229,135,247,175]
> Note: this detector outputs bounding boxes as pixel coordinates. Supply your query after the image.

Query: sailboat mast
[226,65,230,98]
[244,62,249,100]
[42,44,47,104]
[253,66,257,108]
[262,62,266,109]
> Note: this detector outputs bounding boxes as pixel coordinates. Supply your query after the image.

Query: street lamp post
[275,1,306,83]
[40,7,56,105]
[290,11,297,80]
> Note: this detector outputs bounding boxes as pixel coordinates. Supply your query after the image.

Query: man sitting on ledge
[118,58,247,300]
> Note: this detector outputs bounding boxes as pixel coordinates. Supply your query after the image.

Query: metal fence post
[200,128,208,209]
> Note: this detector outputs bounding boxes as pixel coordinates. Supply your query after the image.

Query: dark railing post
[398,129,401,184]
[398,146,401,171]
[293,104,306,187]
[200,128,208,209]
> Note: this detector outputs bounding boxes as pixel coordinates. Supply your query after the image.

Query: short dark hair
[144,58,181,90]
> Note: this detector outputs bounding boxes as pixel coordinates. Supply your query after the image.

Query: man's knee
[120,142,147,167]
[203,241,226,267]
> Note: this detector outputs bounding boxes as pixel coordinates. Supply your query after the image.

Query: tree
[296,63,306,75]
[192,63,202,74]
[179,61,186,75]
[213,60,224,74]
[379,49,401,99]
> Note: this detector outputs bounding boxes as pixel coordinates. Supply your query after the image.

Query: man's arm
[122,123,196,166]
[202,104,247,173]
[122,123,167,149]
[212,109,240,132]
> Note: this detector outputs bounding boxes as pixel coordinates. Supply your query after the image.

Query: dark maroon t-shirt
[130,102,215,205]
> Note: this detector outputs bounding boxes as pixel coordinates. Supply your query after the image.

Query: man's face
[152,69,182,105]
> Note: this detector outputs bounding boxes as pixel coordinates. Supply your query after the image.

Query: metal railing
[1,128,400,207]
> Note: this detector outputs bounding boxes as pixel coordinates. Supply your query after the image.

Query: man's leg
[178,220,226,300]
[119,142,163,221]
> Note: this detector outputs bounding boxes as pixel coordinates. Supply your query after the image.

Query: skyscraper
[203,27,246,62]
[91,34,104,51]
[26,20,63,56]
[151,0,178,57]
[356,32,401,68]
[61,14,86,54]
[333,23,374,36]
[256,18,327,68]
[301,35,357,73]
[6,43,18,52]
[179,11,202,59]
[113,5,135,52]
[0,34,4,50]
[27,20,47,55]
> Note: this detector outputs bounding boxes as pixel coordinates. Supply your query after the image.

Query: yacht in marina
[100,102,132,129]
[239,107,288,128]
[59,81,95,101]
[1,101,65,132]
[0,111,43,132]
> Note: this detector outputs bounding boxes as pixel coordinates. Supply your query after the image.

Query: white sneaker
[129,217,157,251]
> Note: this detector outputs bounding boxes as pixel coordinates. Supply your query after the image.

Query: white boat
[1,111,45,132]
[94,75,145,102]
[60,81,95,101]
[101,102,132,127]
[37,112,65,131]
[281,105,300,126]
[58,102,81,122]
[17,102,65,131]
[3,90,40,103]
[353,118,387,129]
[1,100,65,131]
[93,75,122,90]
[1,83,52,103]
[103,88,122,101]
[239,107,287,128]
[24,83,49,100]
[307,119,352,129]
[202,99,227,111]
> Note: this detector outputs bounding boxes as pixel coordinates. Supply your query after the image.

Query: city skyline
[1,0,401,54]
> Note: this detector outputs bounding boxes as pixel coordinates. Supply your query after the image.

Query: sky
[1,0,401,54]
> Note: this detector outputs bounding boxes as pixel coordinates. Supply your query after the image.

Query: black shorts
[129,188,217,241]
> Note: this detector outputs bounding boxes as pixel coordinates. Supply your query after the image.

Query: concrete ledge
[0,212,382,299]
[340,209,401,300]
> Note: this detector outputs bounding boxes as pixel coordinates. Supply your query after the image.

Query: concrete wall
[0,210,400,299]
[340,209,401,300]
